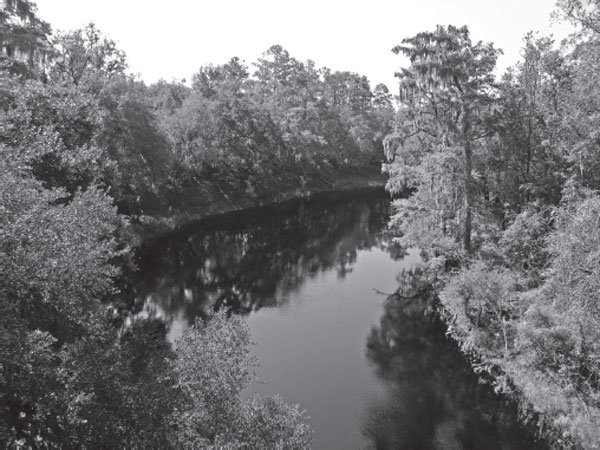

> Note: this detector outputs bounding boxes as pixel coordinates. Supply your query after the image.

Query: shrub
[172,311,312,448]
[440,261,523,356]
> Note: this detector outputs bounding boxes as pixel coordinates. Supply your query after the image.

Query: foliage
[557,38,600,190]
[172,311,312,448]
[499,206,551,284]
[1,11,394,443]
[541,193,600,383]
[0,0,51,78]
[0,148,124,327]
[48,22,127,88]
[154,46,391,201]
[3,80,107,195]
[0,148,310,446]
[555,0,600,35]
[489,192,600,447]
[489,33,568,211]
[93,77,171,213]
[364,287,545,449]
[3,9,391,214]
[384,25,501,254]
[387,148,465,261]
[372,83,393,109]
[441,261,522,356]
[0,146,135,446]
[383,14,600,444]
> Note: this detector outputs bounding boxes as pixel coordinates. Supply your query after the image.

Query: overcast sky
[35,0,574,91]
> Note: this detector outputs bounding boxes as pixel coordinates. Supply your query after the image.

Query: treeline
[384,2,600,447]
[1,10,393,218]
[0,0,393,446]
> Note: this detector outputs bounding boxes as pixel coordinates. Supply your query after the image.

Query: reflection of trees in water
[132,191,391,327]
[363,273,547,450]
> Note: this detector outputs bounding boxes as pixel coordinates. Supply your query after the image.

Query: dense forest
[4,0,600,447]
[383,2,600,447]
[0,0,395,446]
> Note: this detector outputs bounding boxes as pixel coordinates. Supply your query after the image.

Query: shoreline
[437,295,599,449]
[130,171,388,245]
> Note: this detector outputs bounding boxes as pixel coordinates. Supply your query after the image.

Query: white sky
[35,0,575,92]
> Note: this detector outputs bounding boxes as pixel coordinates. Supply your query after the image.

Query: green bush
[440,261,523,356]
[172,311,312,448]
[499,207,551,285]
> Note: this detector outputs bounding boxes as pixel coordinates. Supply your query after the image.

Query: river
[132,189,546,449]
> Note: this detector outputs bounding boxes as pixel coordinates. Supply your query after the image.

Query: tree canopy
[0,2,392,446]
[385,25,501,254]
[386,15,600,447]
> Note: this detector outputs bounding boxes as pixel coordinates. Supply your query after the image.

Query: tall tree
[192,56,248,99]
[384,25,501,254]
[372,83,393,109]
[490,33,567,210]
[49,23,127,87]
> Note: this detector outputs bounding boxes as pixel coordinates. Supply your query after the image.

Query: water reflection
[133,190,400,338]
[363,271,547,449]
[132,191,546,448]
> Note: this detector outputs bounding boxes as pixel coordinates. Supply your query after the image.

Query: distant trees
[155,45,393,199]
[373,83,393,109]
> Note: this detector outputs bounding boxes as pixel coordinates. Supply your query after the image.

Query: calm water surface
[133,190,546,449]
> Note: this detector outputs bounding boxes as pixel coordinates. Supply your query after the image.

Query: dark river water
[132,190,546,449]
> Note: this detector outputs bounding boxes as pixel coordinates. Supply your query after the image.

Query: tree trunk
[462,107,473,254]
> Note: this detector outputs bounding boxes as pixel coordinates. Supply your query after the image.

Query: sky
[34,0,575,92]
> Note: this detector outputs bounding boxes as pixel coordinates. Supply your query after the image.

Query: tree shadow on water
[131,193,391,325]
[362,271,548,450]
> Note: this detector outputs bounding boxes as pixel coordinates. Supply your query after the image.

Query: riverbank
[437,282,600,449]
[133,192,546,449]
[130,168,387,245]
[394,260,598,448]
